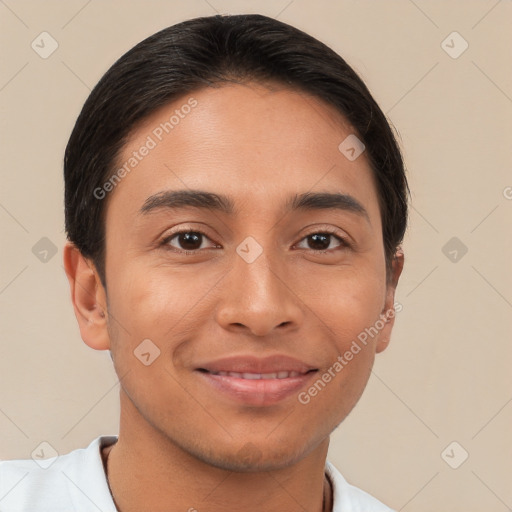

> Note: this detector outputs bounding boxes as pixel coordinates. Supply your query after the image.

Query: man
[0,13,407,511]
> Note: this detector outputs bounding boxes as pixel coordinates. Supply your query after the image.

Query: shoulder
[326,461,396,512]
[0,436,117,512]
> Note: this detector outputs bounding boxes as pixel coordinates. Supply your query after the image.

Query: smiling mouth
[198,369,316,379]
[196,368,318,406]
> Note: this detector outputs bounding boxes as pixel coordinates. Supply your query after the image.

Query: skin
[64,81,404,512]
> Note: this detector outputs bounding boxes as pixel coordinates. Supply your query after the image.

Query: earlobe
[376,248,405,353]
[63,242,110,351]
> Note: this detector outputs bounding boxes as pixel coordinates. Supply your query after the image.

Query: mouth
[200,370,311,379]
[195,355,318,406]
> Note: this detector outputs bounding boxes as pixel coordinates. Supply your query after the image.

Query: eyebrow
[140,189,370,223]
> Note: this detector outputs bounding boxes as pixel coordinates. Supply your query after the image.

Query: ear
[376,248,404,354]
[63,242,110,350]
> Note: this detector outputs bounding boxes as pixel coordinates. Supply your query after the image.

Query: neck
[104,392,332,512]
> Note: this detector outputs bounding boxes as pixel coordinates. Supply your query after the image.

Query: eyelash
[160,227,351,255]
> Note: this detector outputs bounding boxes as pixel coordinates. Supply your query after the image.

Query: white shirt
[0,436,395,511]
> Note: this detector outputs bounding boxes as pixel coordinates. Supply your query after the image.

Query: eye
[160,228,350,255]
[295,231,349,252]
[162,230,218,253]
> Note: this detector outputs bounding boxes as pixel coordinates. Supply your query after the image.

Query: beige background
[1,0,511,510]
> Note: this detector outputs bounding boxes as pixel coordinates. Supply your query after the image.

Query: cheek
[104,268,199,412]
[298,352,375,434]
[105,263,224,355]
[302,265,386,346]
[292,265,386,402]
[297,296,381,427]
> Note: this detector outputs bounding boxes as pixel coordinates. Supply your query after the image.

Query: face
[93,82,402,471]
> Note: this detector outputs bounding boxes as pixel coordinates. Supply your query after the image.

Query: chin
[190,436,324,473]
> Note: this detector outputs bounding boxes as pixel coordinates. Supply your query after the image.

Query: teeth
[241,372,261,379]
[210,371,302,379]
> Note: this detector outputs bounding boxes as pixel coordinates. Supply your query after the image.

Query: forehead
[106,82,381,224]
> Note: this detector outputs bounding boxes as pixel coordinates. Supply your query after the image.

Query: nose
[214,246,304,337]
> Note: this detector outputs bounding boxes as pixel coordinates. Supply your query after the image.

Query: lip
[196,354,317,374]
[196,355,318,406]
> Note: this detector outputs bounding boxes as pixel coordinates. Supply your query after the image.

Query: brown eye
[177,232,203,250]
[163,230,214,252]
[296,232,348,252]
[308,233,331,250]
